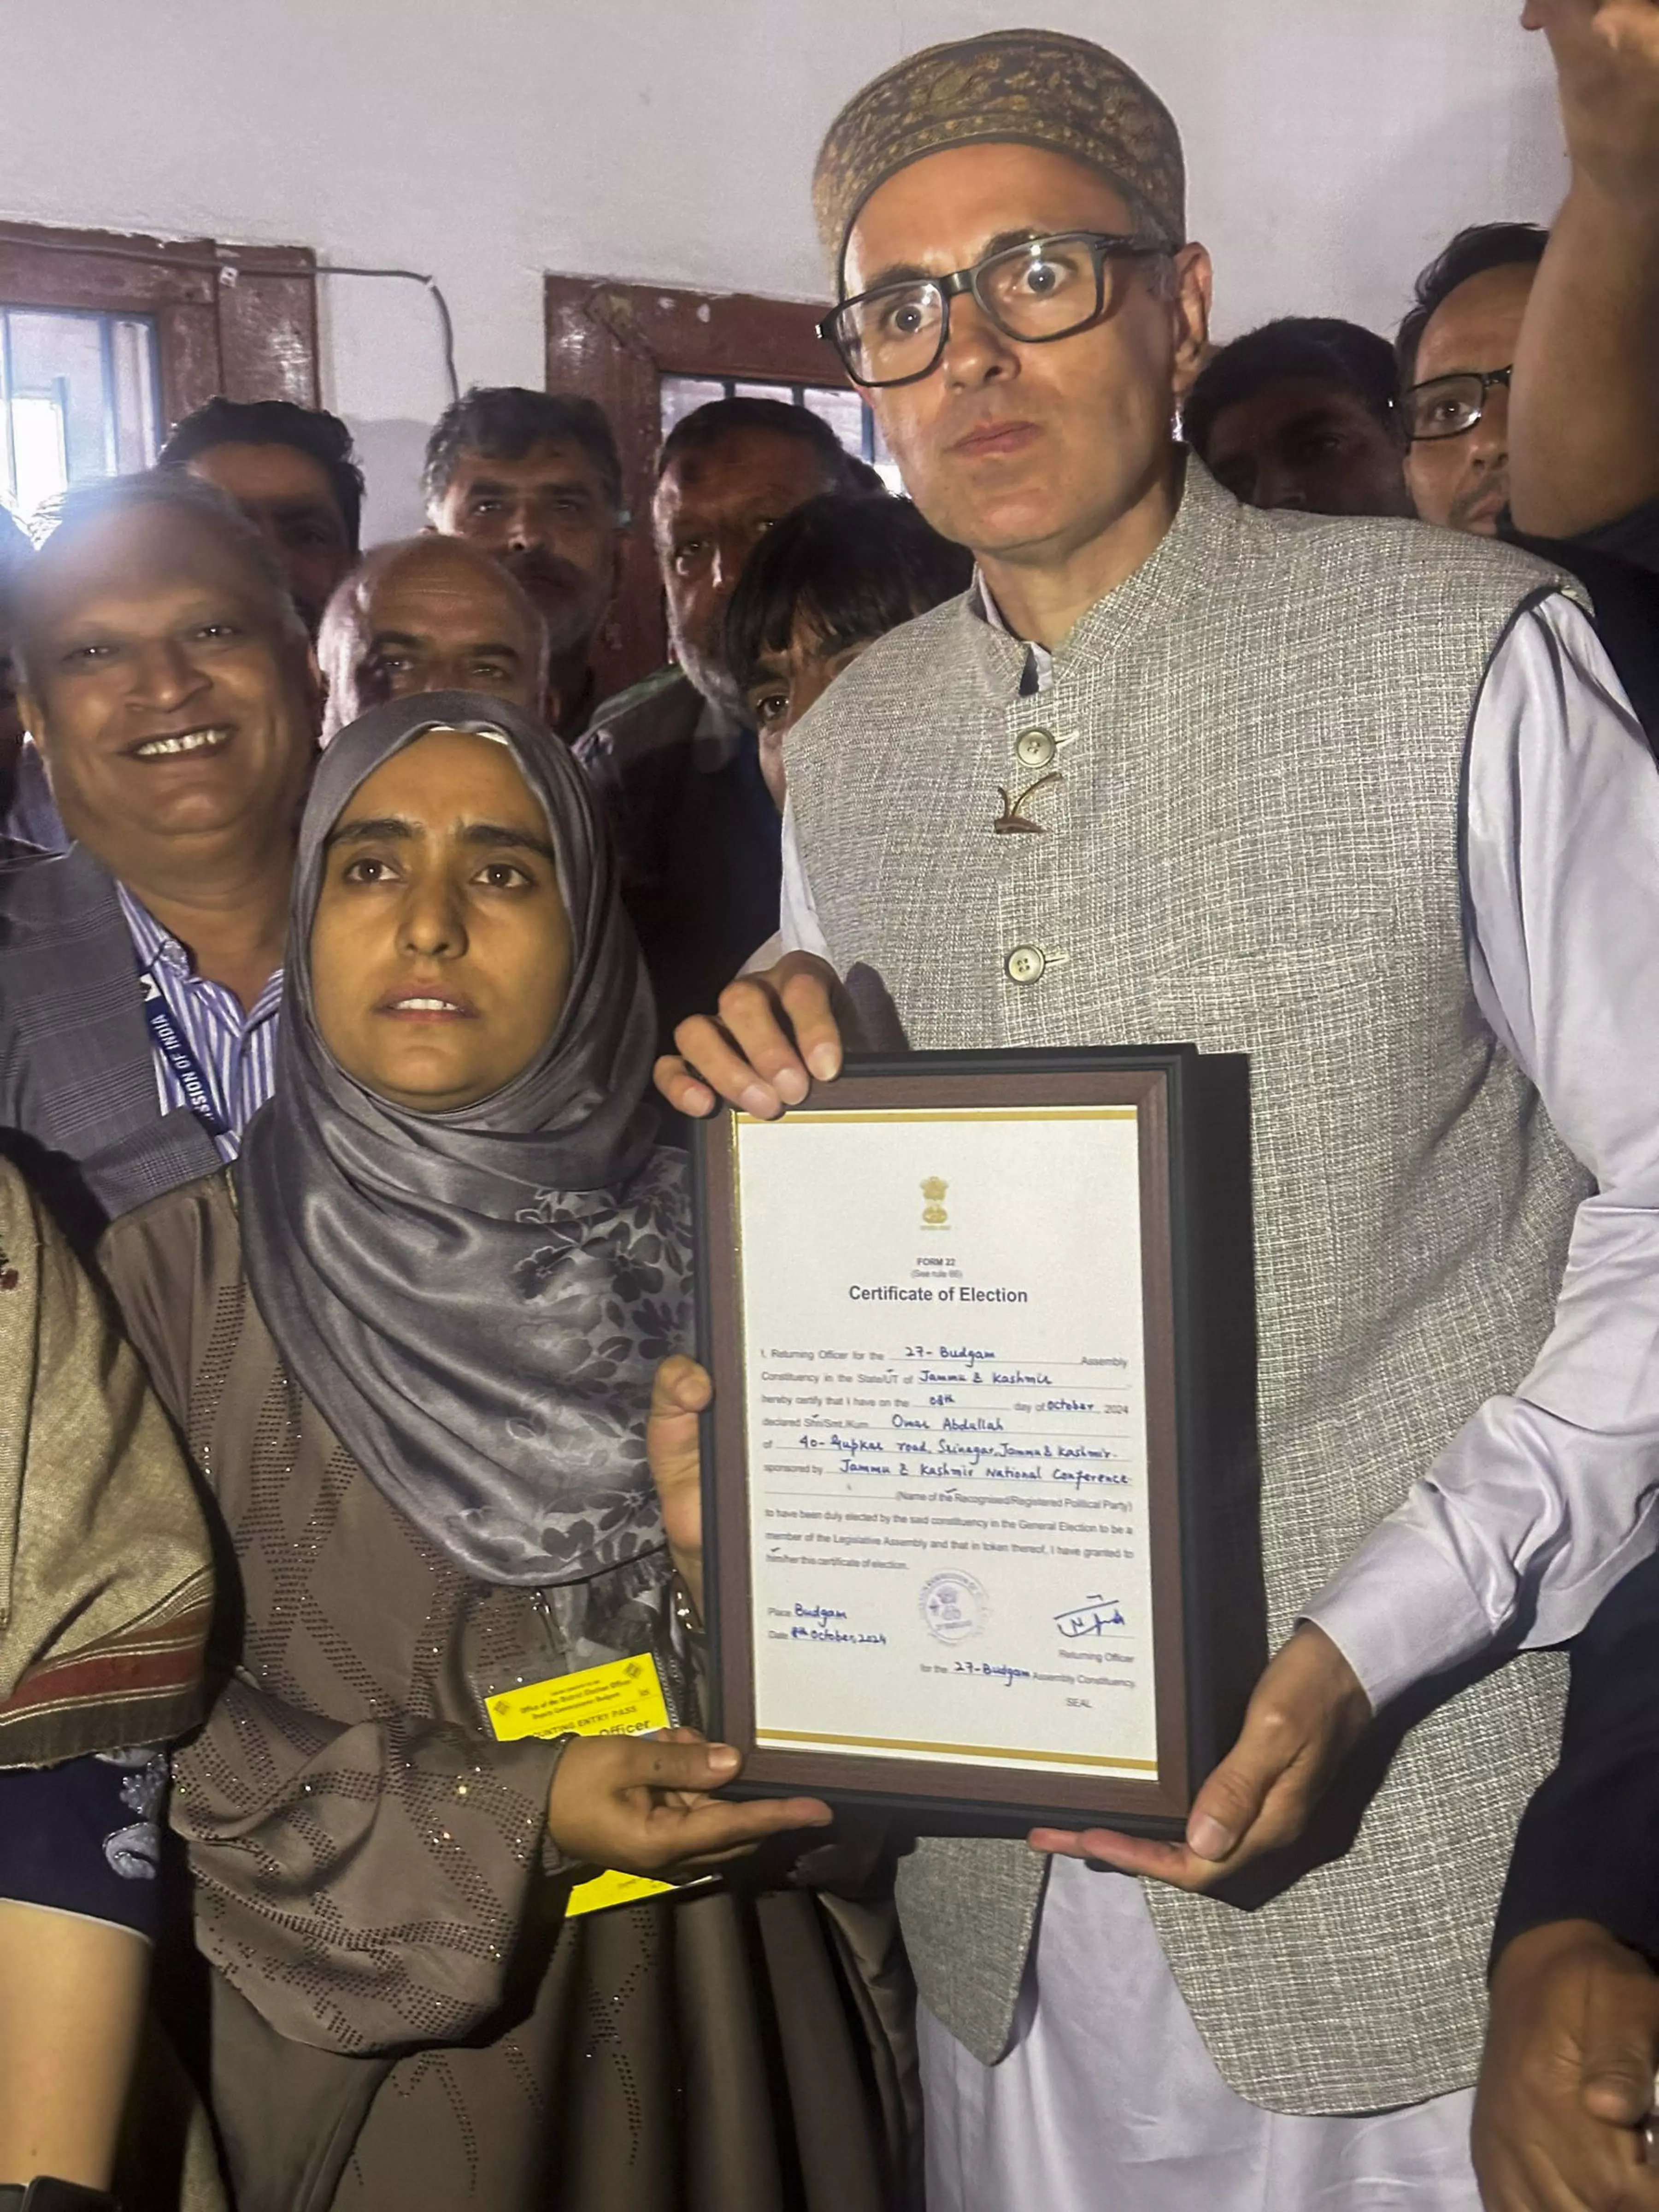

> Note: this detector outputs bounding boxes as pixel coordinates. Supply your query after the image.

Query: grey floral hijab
[237,691,689,1587]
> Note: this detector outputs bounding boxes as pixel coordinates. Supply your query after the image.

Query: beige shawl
[0,1156,210,1765]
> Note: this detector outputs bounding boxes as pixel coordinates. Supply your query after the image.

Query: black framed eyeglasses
[1400,365,1513,443]
[818,229,1177,390]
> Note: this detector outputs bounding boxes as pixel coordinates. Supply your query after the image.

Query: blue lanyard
[137,965,230,1138]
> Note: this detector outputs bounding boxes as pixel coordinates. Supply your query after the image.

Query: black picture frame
[691,1044,1260,1838]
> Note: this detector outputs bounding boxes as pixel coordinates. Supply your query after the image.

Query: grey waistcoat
[784,459,1589,2116]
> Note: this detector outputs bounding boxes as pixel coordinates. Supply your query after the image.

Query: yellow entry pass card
[487,1652,670,1744]
[485,1652,692,1918]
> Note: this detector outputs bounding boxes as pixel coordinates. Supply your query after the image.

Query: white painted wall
[0,0,1567,540]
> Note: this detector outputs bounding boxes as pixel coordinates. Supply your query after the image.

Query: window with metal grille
[658,372,901,490]
[0,306,161,526]
[0,219,323,537]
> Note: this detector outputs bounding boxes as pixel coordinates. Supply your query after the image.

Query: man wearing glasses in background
[1400,0,1659,746]
[1398,225,1548,541]
[655,23,1659,2209]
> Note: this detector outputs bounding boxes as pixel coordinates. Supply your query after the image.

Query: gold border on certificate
[756,1728,1159,1773]
[730,1097,1160,1791]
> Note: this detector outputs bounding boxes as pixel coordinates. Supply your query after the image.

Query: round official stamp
[920,1571,989,1646]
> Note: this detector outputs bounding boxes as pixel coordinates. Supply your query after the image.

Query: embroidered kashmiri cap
[813,28,1187,287]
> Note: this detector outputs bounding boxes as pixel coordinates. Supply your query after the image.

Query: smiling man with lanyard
[0,471,316,1241]
[657,28,1659,2209]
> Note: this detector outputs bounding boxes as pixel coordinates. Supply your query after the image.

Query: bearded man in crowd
[424,385,624,743]
[579,396,863,1059]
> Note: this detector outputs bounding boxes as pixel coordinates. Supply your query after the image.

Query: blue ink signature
[1055,1594,1127,1638]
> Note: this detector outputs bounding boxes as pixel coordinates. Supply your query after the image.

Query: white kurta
[779,592,1659,2205]
[922,1860,1479,2212]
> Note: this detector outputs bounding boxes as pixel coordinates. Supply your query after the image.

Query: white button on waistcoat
[1014,728,1057,770]
[1004,944,1047,984]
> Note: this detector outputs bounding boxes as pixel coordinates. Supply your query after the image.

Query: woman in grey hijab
[101,694,913,2212]
[241,687,685,1590]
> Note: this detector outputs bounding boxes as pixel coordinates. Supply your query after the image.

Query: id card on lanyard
[137,966,229,1137]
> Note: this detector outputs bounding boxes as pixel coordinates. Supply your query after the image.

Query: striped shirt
[117,886,283,1163]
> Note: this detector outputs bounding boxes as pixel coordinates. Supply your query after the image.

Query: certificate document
[696,1050,1248,1833]
[736,1104,1157,1783]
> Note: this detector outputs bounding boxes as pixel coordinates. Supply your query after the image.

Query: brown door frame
[546,274,848,696]
[0,220,319,452]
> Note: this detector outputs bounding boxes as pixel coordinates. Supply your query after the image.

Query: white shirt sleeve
[1306,594,1659,1708]
[778,794,833,962]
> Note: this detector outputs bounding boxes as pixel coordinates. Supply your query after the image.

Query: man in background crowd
[1185,190,1659,744]
[0,474,316,1242]
[1397,224,1548,537]
[1179,242,1547,541]
[1403,209,1659,741]
[578,394,863,1056]
[1182,317,1413,517]
[6,398,358,850]
[158,395,364,634]
[318,535,547,738]
[718,486,972,980]
[424,385,624,742]
[724,488,973,811]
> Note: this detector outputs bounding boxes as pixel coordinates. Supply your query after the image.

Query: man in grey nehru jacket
[657,28,1659,2211]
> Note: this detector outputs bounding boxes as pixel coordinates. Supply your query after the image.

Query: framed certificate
[693,1046,1261,1838]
